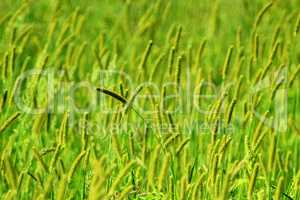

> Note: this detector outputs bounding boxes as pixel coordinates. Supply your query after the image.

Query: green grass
[0,0,300,199]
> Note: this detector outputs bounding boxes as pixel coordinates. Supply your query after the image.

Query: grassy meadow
[0,0,300,199]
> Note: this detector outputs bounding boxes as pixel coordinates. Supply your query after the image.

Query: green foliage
[0,0,299,199]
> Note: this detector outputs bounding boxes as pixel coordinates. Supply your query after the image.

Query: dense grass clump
[0,0,300,199]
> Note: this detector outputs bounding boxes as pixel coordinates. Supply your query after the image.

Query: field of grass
[0,0,300,199]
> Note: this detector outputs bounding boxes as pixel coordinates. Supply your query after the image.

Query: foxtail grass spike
[222,45,234,81]
[254,2,273,29]
[0,112,21,134]
[294,13,300,36]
